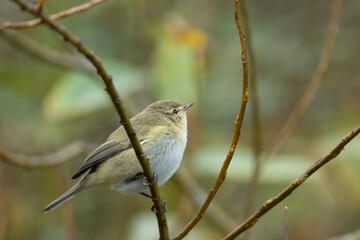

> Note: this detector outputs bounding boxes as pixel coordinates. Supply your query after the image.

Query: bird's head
[145,100,194,128]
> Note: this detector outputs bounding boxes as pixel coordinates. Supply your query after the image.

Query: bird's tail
[43,183,83,212]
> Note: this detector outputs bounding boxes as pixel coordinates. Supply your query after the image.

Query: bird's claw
[142,173,158,186]
[151,200,167,216]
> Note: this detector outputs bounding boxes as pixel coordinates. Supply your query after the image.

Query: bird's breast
[143,126,187,185]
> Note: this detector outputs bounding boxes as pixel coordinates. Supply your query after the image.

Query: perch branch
[223,124,360,240]
[173,0,249,239]
[0,0,106,31]
[10,0,169,239]
[0,141,95,168]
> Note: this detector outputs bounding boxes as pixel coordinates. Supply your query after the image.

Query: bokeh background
[0,0,359,239]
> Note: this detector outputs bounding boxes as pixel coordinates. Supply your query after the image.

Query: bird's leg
[142,172,158,186]
[139,192,152,199]
[139,191,167,216]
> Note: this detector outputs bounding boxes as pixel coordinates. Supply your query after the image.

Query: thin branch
[284,206,288,240]
[222,124,360,240]
[0,141,95,168]
[2,30,94,73]
[238,0,263,225]
[37,0,45,12]
[262,0,343,162]
[10,0,169,238]
[0,0,106,31]
[173,0,249,238]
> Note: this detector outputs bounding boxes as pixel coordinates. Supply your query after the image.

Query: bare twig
[284,206,288,240]
[238,0,263,225]
[173,0,249,238]
[2,30,94,73]
[0,141,95,168]
[222,124,360,240]
[37,0,45,12]
[263,0,343,162]
[10,0,169,238]
[0,0,106,31]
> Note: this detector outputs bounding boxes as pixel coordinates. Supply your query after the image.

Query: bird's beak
[182,102,194,111]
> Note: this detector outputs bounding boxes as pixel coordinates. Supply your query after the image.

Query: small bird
[44,100,193,212]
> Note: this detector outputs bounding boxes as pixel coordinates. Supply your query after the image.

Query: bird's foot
[151,199,167,216]
[142,173,158,186]
[139,192,167,216]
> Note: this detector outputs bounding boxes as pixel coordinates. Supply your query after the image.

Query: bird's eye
[173,109,178,114]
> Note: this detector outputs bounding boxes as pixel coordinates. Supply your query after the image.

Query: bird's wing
[71,139,134,179]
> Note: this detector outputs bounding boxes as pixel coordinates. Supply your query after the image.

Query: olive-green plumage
[44,100,193,212]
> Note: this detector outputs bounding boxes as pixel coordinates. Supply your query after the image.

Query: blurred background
[0,0,359,239]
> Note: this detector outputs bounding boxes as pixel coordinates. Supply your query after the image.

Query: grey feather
[71,139,132,179]
[43,183,82,212]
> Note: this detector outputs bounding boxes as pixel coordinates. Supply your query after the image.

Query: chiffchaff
[44,100,193,212]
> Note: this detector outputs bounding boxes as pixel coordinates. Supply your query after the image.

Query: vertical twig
[284,206,288,240]
[173,0,249,239]
[238,0,263,229]
[10,0,169,239]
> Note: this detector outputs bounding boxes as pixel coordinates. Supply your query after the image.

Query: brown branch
[0,0,106,31]
[2,30,94,73]
[173,0,249,239]
[0,141,95,168]
[238,0,263,227]
[263,0,343,162]
[10,0,169,239]
[37,0,45,12]
[222,124,360,240]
